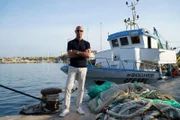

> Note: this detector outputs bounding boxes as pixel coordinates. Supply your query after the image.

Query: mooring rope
[0,84,47,103]
[0,84,78,105]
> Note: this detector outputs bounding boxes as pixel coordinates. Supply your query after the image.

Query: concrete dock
[0,101,96,120]
[1,78,180,120]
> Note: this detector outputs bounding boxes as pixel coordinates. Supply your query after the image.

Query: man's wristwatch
[76,51,80,55]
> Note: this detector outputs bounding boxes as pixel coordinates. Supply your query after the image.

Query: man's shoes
[76,107,85,115]
[59,109,70,117]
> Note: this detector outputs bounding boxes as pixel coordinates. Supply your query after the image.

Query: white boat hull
[60,65,160,85]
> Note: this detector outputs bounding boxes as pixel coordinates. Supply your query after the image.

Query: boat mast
[153,27,164,49]
[124,0,139,30]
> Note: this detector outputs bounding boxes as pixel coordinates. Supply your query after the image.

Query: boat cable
[0,84,78,105]
[0,84,47,103]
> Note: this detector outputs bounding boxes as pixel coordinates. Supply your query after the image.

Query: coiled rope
[105,100,153,119]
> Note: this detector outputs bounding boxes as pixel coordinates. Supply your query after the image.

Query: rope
[0,84,47,103]
[105,100,153,119]
[161,106,180,117]
[92,83,180,120]
[98,98,180,119]
[144,111,160,120]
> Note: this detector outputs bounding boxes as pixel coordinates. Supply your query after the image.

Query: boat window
[111,39,119,47]
[131,36,140,44]
[120,37,129,46]
[148,37,151,48]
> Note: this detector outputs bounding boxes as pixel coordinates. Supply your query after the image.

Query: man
[59,26,91,117]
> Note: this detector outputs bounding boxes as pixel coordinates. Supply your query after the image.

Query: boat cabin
[95,28,176,72]
[108,28,158,49]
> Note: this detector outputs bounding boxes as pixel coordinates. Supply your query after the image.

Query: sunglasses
[76,30,83,32]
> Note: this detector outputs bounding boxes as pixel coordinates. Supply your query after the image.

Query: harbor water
[0,63,69,117]
[1,63,180,118]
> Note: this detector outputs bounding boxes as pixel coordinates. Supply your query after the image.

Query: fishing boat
[60,0,177,85]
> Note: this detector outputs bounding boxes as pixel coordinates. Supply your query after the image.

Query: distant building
[61,52,67,56]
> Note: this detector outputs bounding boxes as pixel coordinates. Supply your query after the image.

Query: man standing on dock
[59,26,91,117]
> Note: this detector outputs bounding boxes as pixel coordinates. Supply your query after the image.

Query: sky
[0,0,180,57]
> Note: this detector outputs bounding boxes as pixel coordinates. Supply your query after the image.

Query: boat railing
[88,58,158,71]
[88,57,111,68]
[87,57,127,69]
[133,61,158,71]
[63,57,158,71]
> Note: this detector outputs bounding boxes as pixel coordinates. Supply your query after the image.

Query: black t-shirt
[67,38,90,67]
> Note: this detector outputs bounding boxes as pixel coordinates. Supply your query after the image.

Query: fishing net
[87,81,116,99]
[88,82,180,119]
[88,82,154,113]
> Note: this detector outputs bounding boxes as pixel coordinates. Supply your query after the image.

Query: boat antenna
[124,0,139,30]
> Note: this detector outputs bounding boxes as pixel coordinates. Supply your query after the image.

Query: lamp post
[87,28,89,41]
[100,22,102,51]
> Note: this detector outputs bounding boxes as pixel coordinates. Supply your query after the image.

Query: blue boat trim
[61,65,68,69]
[107,28,158,41]
[60,65,158,73]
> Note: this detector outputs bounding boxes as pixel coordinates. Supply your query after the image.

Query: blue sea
[0,63,69,117]
[1,63,180,118]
